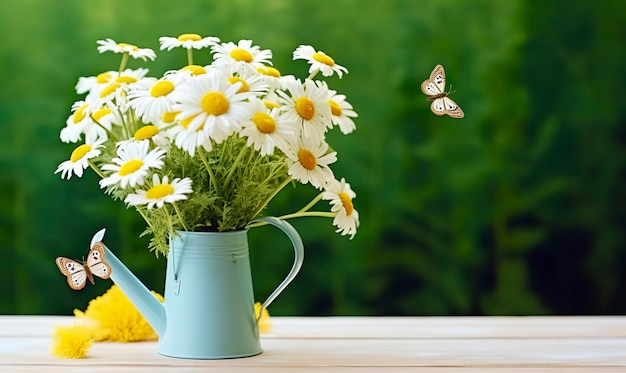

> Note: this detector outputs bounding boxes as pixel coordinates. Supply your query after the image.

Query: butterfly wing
[442,96,464,118]
[430,98,447,116]
[430,97,464,118]
[421,64,446,97]
[55,257,88,290]
[86,242,112,280]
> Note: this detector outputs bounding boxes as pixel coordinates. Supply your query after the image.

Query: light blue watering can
[93,216,304,359]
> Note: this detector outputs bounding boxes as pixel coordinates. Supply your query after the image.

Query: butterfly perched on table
[56,241,111,290]
[421,64,464,118]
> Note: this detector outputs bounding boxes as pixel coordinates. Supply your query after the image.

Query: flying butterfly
[421,64,464,118]
[56,233,111,290]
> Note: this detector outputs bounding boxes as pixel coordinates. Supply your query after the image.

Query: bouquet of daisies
[55,34,360,255]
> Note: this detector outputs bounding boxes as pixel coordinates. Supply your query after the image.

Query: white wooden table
[1,316,626,372]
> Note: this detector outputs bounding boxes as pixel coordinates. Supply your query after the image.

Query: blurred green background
[0,0,624,316]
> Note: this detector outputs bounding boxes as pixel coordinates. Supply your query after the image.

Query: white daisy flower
[116,123,171,150]
[61,100,117,142]
[217,64,269,98]
[93,68,149,101]
[88,105,123,139]
[156,110,181,128]
[318,81,357,134]
[159,34,220,50]
[256,65,283,90]
[172,68,253,147]
[284,136,336,189]
[166,64,211,79]
[99,141,166,189]
[169,117,213,156]
[211,40,272,72]
[125,174,193,209]
[127,73,184,123]
[322,178,360,239]
[277,77,332,142]
[60,101,92,143]
[101,86,132,117]
[293,45,348,78]
[55,138,106,180]
[262,91,282,111]
[75,70,117,95]
[240,97,296,156]
[161,108,210,157]
[96,38,156,61]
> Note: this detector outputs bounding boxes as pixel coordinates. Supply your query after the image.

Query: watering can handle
[251,217,304,310]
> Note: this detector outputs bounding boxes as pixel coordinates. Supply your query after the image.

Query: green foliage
[0,0,624,316]
[137,137,290,255]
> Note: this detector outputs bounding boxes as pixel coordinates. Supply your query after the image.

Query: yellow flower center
[100,82,120,98]
[180,114,203,131]
[116,75,138,84]
[313,52,335,66]
[295,97,315,121]
[297,149,317,170]
[328,99,342,116]
[117,43,138,51]
[96,72,112,84]
[92,107,112,122]
[264,100,280,110]
[338,192,354,216]
[73,104,89,124]
[252,112,276,134]
[162,111,180,124]
[230,48,253,63]
[134,125,159,140]
[118,160,143,176]
[150,81,175,97]
[70,144,92,163]
[227,77,249,93]
[257,66,281,77]
[201,92,229,115]
[180,116,193,129]
[182,65,206,76]
[146,184,175,199]
[177,33,202,42]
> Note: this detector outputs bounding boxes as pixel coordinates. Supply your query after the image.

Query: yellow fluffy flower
[255,302,272,333]
[52,284,269,359]
[50,324,94,359]
[74,284,164,342]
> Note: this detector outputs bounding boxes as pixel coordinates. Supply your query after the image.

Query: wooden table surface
[1,316,626,372]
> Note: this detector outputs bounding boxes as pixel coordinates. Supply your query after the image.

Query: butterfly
[56,233,111,290]
[421,64,464,118]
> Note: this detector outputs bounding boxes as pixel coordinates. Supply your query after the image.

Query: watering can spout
[93,229,166,337]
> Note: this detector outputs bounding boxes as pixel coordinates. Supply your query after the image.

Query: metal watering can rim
[92,216,304,338]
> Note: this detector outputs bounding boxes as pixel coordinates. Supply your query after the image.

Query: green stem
[197,149,219,194]
[279,211,336,220]
[118,52,130,74]
[297,193,324,213]
[222,145,247,191]
[162,204,175,239]
[116,107,131,140]
[247,211,336,228]
[159,122,179,132]
[88,160,106,179]
[90,115,118,142]
[245,148,256,166]
[129,108,139,136]
[172,202,189,231]
[306,69,320,80]
[135,207,156,232]
[187,48,194,65]
[249,176,292,219]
